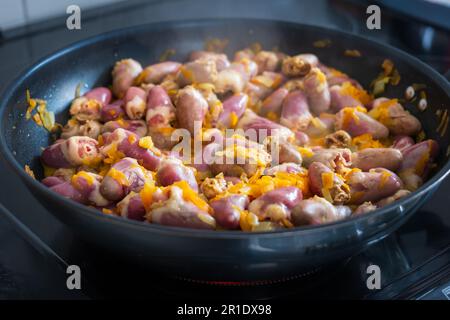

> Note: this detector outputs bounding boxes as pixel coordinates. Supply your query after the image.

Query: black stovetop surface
[0,0,449,300]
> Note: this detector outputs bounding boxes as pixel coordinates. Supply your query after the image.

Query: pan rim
[0,17,449,239]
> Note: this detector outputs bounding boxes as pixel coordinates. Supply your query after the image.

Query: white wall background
[0,0,125,30]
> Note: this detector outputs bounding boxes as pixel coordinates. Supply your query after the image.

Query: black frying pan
[1,19,449,281]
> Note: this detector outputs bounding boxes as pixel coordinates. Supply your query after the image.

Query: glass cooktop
[0,0,449,300]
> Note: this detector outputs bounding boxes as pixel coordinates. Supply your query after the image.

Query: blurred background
[0,0,449,91]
